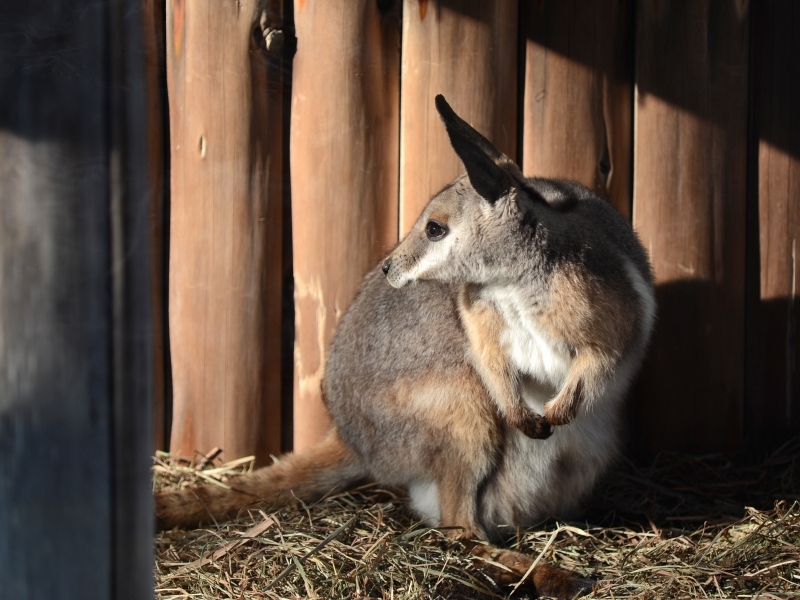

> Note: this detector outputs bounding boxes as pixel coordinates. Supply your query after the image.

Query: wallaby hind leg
[468,543,594,599]
[436,467,487,541]
[156,428,365,530]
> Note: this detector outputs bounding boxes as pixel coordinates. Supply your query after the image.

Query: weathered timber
[167,0,285,463]
[399,0,518,234]
[631,0,749,455]
[746,0,800,448]
[522,0,633,218]
[291,0,400,450]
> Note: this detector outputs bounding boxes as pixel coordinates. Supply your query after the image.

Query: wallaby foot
[469,543,594,599]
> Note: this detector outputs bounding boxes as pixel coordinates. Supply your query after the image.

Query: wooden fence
[158,0,798,462]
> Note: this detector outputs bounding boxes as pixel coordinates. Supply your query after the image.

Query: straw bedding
[154,439,800,599]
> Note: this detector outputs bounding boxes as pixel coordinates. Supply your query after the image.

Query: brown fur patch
[426,211,450,226]
[539,266,639,424]
[542,266,636,360]
[391,368,500,539]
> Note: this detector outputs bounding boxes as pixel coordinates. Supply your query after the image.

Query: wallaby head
[383,94,545,289]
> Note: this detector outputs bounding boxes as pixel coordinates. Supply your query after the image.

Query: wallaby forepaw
[543,399,575,427]
[514,409,553,439]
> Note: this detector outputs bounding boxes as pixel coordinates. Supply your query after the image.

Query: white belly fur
[478,259,654,531]
[480,358,632,533]
[408,480,441,526]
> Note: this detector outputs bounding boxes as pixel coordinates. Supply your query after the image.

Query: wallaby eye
[425,220,448,241]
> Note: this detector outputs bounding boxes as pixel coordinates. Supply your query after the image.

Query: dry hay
[155,439,800,599]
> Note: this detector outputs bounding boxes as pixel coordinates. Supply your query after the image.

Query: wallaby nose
[382,259,392,275]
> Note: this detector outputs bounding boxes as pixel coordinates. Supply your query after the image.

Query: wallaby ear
[435,94,511,203]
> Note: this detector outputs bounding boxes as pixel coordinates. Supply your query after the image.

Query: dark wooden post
[631,0,749,455]
[746,0,800,448]
[399,0,519,234]
[142,0,170,452]
[291,0,400,451]
[0,1,153,598]
[167,0,286,463]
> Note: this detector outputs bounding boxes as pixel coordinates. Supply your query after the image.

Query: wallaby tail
[155,428,365,530]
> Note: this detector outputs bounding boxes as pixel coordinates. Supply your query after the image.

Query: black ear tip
[434,94,451,117]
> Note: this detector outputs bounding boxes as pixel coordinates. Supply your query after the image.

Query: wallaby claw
[515,409,553,440]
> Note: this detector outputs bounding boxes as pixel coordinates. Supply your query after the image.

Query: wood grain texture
[167,1,285,463]
[399,0,518,234]
[0,1,153,597]
[291,0,400,451]
[747,0,800,448]
[522,0,633,218]
[631,0,749,455]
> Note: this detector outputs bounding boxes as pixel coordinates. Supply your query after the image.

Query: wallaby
[156,95,656,599]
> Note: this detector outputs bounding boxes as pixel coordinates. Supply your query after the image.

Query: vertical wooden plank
[522,0,633,218]
[142,0,170,451]
[291,0,400,451]
[167,1,285,463]
[0,0,153,597]
[631,0,749,456]
[399,0,518,234]
[0,6,113,593]
[109,2,156,596]
[747,0,800,448]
